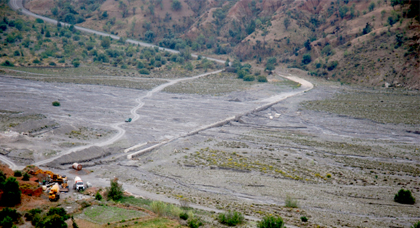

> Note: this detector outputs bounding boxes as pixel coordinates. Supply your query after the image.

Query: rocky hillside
[22,0,420,88]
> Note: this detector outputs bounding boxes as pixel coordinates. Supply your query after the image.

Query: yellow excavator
[28,168,69,189]
[49,183,60,201]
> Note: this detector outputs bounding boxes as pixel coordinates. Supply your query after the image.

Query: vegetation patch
[80,205,148,225]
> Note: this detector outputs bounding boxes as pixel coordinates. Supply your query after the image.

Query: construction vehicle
[28,168,69,190]
[73,176,85,191]
[49,183,60,201]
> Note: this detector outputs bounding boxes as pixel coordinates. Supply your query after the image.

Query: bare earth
[0,68,419,227]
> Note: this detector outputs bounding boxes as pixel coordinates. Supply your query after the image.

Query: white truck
[73,176,85,191]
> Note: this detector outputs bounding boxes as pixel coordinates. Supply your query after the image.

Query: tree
[362,22,373,34]
[101,37,111,48]
[107,178,124,201]
[339,6,349,19]
[225,58,230,67]
[1,177,21,206]
[265,63,275,72]
[302,53,312,65]
[304,39,311,50]
[145,30,155,43]
[22,173,30,181]
[171,0,182,11]
[369,2,375,12]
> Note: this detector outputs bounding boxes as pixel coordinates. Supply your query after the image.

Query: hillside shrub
[180,211,189,220]
[300,216,308,222]
[218,211,244,226]
[187,217,203,228]
[302,53,312,64]
[1,60,14,67]
[258,215,284,228]
[24,208,42,221]
[0,208,21,224]
[327,61,338,71]
[0,216,13,228]
[49,62,56,66]
[243,75,255,81]
[13,170,22,177]
[139,69,150,75]
[52,101,60,106]
[35,18,44,23]
[394,189,415,204]
[22,173,30,181]
[150,201,166,216]
[258,75,268,82]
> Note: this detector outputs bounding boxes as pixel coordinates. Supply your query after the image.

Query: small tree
[22,173,30,181]
[369,2,375,12]
[283,17,290,30]
[225,58,230,67]
[13,170,22,177]
[304,39,311,50]
[394,189,415,204]
[107,178,124,201]
[1,177,21,206]
[95,191,102,200]
[302,53,312,65]
[101,37,111,49]
[411,221,420,228]
[171,0,182,11]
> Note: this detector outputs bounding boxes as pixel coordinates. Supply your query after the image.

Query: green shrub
[95,191,102,200]
[24,208,42,221]
[107,178,124,201]
[139,69,150,75]
[218,211,244,226]
[187,217,203,228]
[1,177,21,206]
[411,221,420,228]
[35,18,44,23]
[243,75,255,81]
[52,101,60,106]
[0,208,21,224]
[72,60,80,67]
[180,211,189,220]
[1,60,14,67]
[49,62,56,66]
[32,59,41,64]
[13,170,22,177]
[285,195,298,208]
[0,216,13,228]
[22,173,30,181]
[394,189,415,204]
[258,215,284,228]
[300,216,308,222]
[150,201,166,216]
[257,75,267,82]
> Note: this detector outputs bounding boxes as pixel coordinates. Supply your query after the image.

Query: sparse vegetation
[285,195,298,208]
[52,101,60,107]
[258,215,284,228]
[218,211,244,226]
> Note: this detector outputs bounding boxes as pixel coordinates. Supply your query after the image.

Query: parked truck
[49,183,60,201]
[73,176,85,191]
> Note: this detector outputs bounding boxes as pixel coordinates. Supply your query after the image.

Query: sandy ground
[0,68,419,227]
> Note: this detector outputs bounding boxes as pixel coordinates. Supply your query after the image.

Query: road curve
[8,0,226,64]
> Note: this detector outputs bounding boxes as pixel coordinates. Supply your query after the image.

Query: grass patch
[80,205,148,225]
[302,90,420,124]
[132,217,179,227]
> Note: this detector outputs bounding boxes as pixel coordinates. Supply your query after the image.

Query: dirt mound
[47,146,117,167]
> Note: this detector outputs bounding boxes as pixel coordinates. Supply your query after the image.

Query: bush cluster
[258,215,284,228]
[218,211,244,226]
[394,189,416,204]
